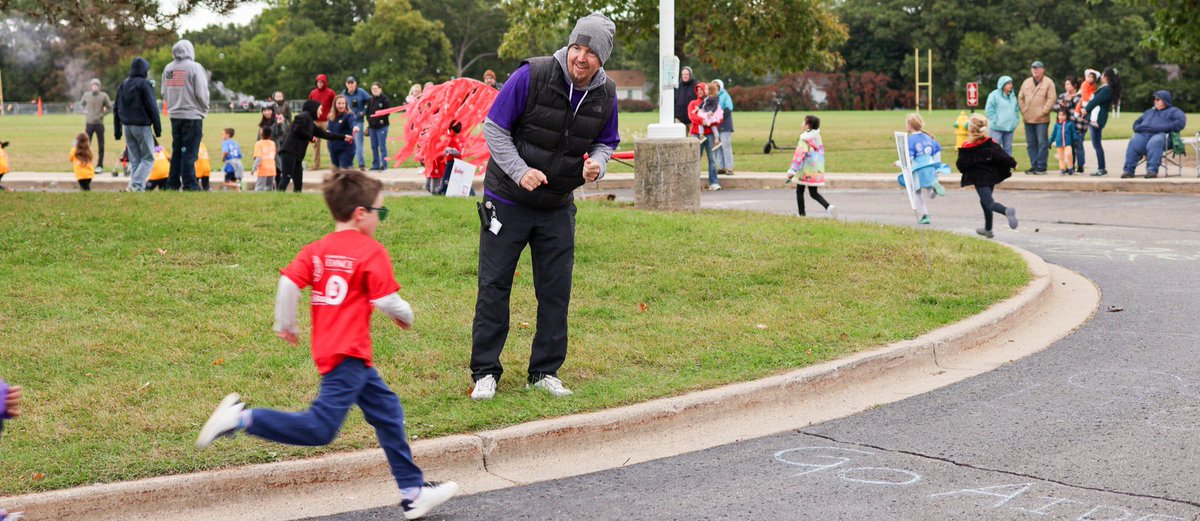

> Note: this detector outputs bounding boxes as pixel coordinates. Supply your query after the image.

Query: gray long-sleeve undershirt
[483,118,613,185]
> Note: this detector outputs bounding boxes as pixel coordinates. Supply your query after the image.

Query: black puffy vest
[486,56,616,209]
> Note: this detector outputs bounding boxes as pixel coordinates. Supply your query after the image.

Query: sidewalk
[4,140,1197,194]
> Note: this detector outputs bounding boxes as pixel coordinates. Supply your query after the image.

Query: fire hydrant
[953,110,969,148]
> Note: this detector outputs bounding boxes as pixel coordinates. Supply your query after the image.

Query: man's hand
[343,135,353,143]
[5,385,21,418]
[276,330,299,345]
[520,168,548,191]
[583,158,601,182]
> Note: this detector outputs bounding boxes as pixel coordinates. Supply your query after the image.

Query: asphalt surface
[309,185,1200,521]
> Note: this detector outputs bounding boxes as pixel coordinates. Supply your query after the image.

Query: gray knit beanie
[569,13,616,65]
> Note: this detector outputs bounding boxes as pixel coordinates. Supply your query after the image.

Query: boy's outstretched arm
[274,275,302,344]
[371,293,414,330]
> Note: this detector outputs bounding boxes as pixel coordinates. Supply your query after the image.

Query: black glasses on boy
[367,206,389,221]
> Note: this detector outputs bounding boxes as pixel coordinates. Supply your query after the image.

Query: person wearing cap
[342,76,372,169]
[1018,61,1056,175]
[1121,90,1186,179]
[483,70,498,89]
[308,74,337,170]
[79,78,112,172]
[469,13,620,401]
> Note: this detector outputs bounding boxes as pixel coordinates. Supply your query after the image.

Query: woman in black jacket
[277,99,351,192]
[956,114,1019,238]
[367,82,391,171]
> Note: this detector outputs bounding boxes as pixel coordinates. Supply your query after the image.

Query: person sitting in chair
[1122,90,1186,179]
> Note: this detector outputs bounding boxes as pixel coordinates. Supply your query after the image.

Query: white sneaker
[402,481,460,520]
[827,205,838,219]
[196,393,244,449]
[470,375,496,401]
[529,375,573,397]
[709,183,722,191]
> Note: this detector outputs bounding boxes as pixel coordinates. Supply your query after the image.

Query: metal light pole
[646,0,684,139]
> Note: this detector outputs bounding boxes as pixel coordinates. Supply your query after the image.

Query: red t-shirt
[281,230,401,374]
[309,87,336,122]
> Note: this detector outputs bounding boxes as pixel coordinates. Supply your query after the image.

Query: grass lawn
[0,193,1029,495]
[5,110,1193,174]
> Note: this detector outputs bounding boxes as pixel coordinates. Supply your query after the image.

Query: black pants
[199,176,211,191]
[796,185,829,216]
[147,179,168,190]
[277,152,304,192]
[85,123,105,167]
[471,198,577,383]
[168,118,202,191]
[974,184,1008,230]
[78,179,92,191]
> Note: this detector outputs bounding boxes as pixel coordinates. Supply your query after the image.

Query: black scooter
[762,96,786,154]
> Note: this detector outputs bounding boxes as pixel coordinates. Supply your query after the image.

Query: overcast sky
[176,1,268,33]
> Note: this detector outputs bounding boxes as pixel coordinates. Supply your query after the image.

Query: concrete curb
[5,172,1200,195]
[6,243,1058,520]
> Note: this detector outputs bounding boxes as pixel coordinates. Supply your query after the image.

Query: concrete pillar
[634,137,700,212]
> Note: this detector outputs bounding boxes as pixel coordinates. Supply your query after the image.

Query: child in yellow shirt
[0,141,9,191]
[252,126,277,191]
[69,133,95,191]
[148,145,170,191]
[195,142,213,191]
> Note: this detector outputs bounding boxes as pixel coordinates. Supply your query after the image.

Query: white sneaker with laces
[402,481,460,520]
[470,375,496,401]
[196,393,244,449]
[529,375,573,397]
[709,183,722,191]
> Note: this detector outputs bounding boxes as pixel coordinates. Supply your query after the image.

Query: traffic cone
[36,97,42,116]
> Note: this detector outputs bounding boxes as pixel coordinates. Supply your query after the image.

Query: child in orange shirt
[195,142,213,191]
[147,146,170,191]
[252,126,277,191]
[69,133,95,191]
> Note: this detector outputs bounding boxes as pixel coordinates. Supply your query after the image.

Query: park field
[0,193,1029,494]
[4,109,1197,174]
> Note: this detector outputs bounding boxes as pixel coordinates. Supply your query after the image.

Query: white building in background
[607,70,651,101]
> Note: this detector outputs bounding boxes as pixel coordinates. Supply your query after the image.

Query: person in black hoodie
[956,113,1019,238]
[113,57,163,192]
[673,66,696,125]
[367,82,391,171]
[277,100,351,192]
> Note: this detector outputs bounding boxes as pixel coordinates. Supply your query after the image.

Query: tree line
[2,0,1198,112]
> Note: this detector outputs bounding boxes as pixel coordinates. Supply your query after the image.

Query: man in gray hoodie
[79,79,112,171]
[161,39,210,191]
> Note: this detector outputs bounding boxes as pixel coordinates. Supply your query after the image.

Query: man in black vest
[470,13,620,400]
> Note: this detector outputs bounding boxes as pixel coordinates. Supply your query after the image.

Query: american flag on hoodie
[165,70,188,88]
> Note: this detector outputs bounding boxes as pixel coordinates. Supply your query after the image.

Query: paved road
[311,187,1200,520]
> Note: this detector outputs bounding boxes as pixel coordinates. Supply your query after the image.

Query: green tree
[352,0,454,96]
[0,0,243,49]
[287,0,376,34]
[498,0,847,76]
[1114,0,1200,63]
[412,0,514,78]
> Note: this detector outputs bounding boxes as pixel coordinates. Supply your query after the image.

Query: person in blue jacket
[985,75,1020,156]
[1049,110,1078,175]
[325,95,360,171]
[1122,90,1187,179]
[342,76,372,169]
[0,377,21,439]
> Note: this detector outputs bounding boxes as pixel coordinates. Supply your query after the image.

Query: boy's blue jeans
[246,358,424,489]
